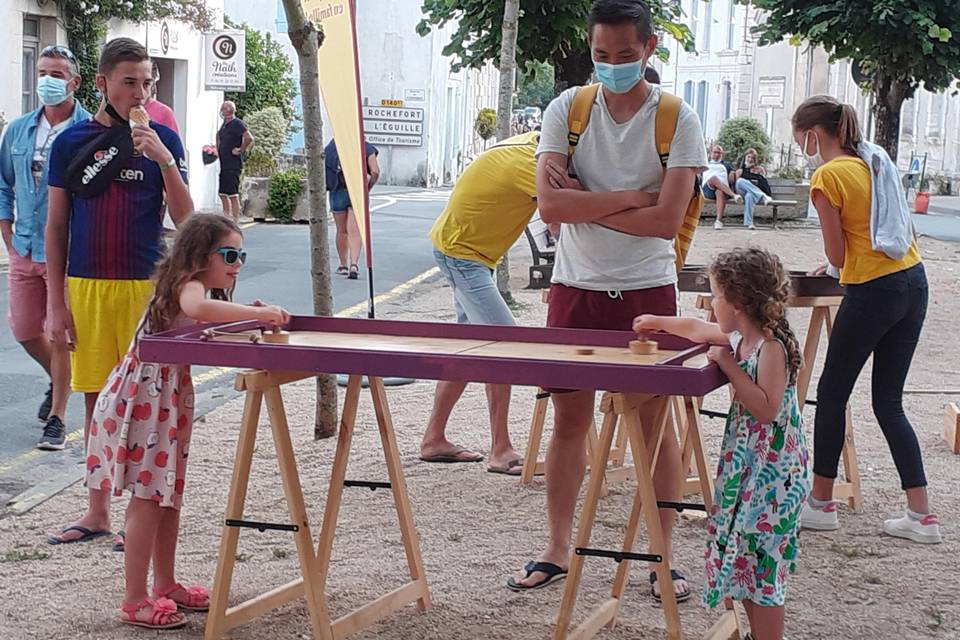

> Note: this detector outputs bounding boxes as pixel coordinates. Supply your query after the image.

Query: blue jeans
[433,249,517,326]
[735,178,766,227]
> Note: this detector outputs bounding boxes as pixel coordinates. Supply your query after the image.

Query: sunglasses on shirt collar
[214,247,247,265]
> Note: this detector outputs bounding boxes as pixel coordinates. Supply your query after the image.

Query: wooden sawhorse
[694,294,863,510]
[553,393,741,640]
[520,389,635,492]
[204,371,431,640]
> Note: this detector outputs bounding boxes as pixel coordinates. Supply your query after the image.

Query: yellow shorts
[67,277,154,393]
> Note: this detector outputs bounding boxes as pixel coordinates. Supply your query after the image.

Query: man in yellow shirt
[422,131,539,474]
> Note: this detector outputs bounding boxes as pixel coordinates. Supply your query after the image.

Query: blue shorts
[702,183,716,200]
[330,189,351,212]
[433,249,517,326]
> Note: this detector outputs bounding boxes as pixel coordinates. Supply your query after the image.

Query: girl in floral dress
[85,214,289,630]
[634,247,810,640]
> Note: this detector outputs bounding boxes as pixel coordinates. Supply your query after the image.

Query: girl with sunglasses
[84,214,289,629]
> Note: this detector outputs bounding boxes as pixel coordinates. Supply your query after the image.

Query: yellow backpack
[567,84,703,271]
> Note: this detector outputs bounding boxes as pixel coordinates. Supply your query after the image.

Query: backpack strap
[567,84,601,159]
[654,92,682,168]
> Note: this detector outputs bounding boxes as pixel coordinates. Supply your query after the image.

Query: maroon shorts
[545,283,677,393]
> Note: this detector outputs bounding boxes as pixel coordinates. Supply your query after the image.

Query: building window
[683,81,694,106]
[696,80,709,128]
[723,81,732,120]
[703,1,712,52]
[690,0,699,50]
[901,99,915,138]
[22,17,41,114]
[726,1,736,49]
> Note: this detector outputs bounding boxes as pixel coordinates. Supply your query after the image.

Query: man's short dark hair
[588,0,654,41]
[98,37,150,75]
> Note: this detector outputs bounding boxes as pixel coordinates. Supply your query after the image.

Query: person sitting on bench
[703,145,741,229]
[733,148,774,230]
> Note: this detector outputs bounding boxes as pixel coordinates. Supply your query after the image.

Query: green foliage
[243,107,289,178]
[716,117,771,168]
[223,17,297,125]
[475,108,497,140]
[57,1,213,110]
[417,0,694,87]
[774,165,804,181]
[517,61,555,110]
[267,168,306,223]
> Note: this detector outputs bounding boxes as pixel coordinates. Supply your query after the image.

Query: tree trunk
[871,69,912,162]
[494,0,521,305]
[553,48,594,95]
[282,0,339,439]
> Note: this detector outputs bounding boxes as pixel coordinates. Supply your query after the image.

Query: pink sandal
[119,597,186,630]
[154,582,210,612]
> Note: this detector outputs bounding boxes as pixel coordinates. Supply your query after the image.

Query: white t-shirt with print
[537,85,707,291]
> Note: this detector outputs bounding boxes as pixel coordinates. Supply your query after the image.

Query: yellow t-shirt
[429,131,539,269]
[809,156,921,285]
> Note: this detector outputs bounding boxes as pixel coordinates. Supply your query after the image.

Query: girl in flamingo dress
[634,248,810,640]
[84,214,289,630]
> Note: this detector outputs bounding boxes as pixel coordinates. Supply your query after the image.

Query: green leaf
[929,24,942,39]
[939,28,952,43]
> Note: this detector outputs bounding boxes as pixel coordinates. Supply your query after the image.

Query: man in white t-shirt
[506,0,706,601]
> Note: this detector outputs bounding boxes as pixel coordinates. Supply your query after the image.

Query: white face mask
[803,131,824,169]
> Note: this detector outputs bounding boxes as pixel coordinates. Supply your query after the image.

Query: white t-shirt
[32,115,71,184]
[537,85,707,291]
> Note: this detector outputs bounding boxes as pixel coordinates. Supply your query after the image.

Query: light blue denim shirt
[0,101,91,263]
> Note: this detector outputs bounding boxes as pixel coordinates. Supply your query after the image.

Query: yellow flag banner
[303,0,370,262]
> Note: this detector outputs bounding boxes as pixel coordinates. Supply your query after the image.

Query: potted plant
[915,176,930,214]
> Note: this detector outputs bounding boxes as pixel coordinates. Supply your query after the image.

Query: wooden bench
[524,225,555,289]
[704,180,805,228]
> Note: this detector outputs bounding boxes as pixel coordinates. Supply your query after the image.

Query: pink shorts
[6,250,48,342]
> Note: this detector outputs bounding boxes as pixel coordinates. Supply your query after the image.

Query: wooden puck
[262,330,290,344]
[575,347,595,356]
[629,339,658,355]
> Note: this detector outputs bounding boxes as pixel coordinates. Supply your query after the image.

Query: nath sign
[204,31,246,91]
[362,105,424,147]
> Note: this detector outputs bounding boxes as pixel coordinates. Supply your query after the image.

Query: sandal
[348,263,359,280]
[119,597,186,630]
[155,582,210,612]
[506,561,568,592]
[649,569,692,603]
[336,265,349,276]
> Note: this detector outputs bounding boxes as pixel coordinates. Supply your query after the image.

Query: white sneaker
[732,194,744,204]
[714,219,724,230]
[882,513,943,544]
[800,501,840,531]
[762,194,773,205]
[747,224,757,230]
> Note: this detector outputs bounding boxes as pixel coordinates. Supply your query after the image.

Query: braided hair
[708,248,803,384]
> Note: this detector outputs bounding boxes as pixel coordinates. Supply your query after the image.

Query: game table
[140,316,729,640]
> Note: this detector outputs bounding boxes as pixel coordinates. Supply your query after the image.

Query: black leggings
[814,263,928,489]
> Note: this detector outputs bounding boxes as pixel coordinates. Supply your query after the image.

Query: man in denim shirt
[0,45,90,443]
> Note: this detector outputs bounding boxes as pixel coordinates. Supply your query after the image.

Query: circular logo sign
[212,35,238,60]
[160,22,170,55]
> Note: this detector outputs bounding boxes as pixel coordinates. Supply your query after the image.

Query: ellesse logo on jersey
[82,146,120,184]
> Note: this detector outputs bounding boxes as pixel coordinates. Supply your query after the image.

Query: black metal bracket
[225,519,299,533]
[657,500,707,513]
[805,399,817,407]
[699,408,727,420]
[344,480,392,491]
[575,547,662,564]
[536,391,551,400]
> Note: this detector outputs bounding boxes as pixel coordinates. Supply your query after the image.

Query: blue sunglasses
[214,247,247,265]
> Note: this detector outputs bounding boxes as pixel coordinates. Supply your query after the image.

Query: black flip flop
[419,446,484,464]
[113,529,126,552]
[46,525,111,545]
[649,569,692,603]
[506,561,568,592]
[487,459,524,476]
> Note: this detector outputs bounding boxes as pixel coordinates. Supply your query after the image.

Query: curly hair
[708,247,803,384]
[144,214,240,334]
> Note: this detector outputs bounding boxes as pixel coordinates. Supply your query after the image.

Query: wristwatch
[159,157,177,170]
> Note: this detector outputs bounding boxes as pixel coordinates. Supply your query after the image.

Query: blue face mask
[593,59,646,94]
[36,75,72,107]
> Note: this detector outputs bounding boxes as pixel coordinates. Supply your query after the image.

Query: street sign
[362,105,424,147]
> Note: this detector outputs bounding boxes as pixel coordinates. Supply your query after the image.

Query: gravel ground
[1,223,958,640]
